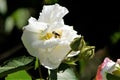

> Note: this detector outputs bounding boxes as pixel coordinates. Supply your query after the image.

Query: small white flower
[21,4,80,69]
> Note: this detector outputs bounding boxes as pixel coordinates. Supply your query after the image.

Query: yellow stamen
[39,30,62,40]
[46,32,53,39]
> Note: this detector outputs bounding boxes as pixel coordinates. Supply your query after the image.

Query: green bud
[70,36,95,60]
[78,36,86,50]
[70,36,86,51]
[80,46,95,60]
[70,37,81,51]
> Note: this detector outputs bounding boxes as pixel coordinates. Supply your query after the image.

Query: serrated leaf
[0,56,35,78]
[5,70,32,80]
[106,73,120,80]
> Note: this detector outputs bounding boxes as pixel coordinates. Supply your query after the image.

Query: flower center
[39,30,62,40]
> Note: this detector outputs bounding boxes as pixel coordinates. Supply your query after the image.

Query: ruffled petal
[61,25,81,41]
[23,17,48,33]
[38,3,68,24]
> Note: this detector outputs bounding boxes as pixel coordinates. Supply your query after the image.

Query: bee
[52,31,61,38]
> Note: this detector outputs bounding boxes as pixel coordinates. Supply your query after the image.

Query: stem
[49,69,57,80]
[38,61,43,79]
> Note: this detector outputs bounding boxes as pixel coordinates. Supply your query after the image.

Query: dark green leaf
[0,56,35,78]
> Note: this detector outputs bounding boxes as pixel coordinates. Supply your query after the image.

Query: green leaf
[106,73,120,80]
[5,70,32,80]
[57,68,78,80]
[0,56,35,78]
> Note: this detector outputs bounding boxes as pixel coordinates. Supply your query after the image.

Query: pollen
[46,32,53,39]
[39,30,62,40]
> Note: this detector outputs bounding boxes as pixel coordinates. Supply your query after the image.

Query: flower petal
[21,30,40,57]
[23,17,48,33]
[61,25,80,41]
[38,3,68,24]
[32,38,60,48]
[38,41,70,69]
[96,57,115,80]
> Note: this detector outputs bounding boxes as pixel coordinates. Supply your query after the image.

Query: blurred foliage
[0,0,7,14]
[110,32,120,44]
[5,8,30,34]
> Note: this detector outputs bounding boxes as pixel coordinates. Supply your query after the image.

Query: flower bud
[80,46,95,60]
[70,36,86,51]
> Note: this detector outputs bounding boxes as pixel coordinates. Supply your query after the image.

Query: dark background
[0,0,120,79]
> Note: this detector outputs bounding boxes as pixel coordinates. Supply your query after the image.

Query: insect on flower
[52,31,61,38]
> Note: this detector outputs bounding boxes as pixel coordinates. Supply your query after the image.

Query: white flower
[96,57,120,80]
[21,4,80,69]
